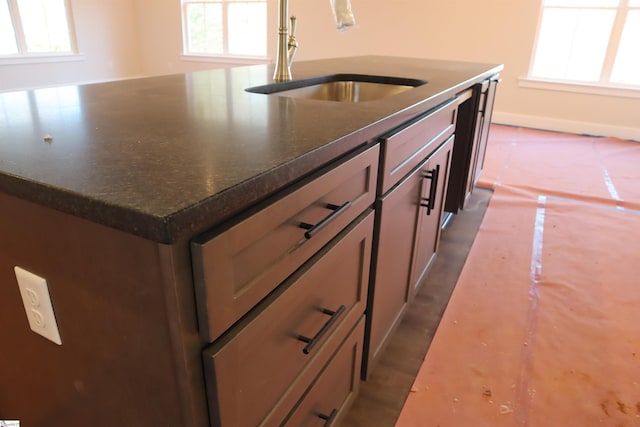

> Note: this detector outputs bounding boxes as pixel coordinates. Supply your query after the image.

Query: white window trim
[527,0,639,89]
[180,0,269,60]
[518,77,640,99]
[180,53,269,65]
[0,52,84,65]
[2,0,79,58]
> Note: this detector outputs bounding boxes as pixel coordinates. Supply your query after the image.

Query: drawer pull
[420,164,440,215]
[296,305,346,354]
[299,202,352,239]
[318,408,338,426]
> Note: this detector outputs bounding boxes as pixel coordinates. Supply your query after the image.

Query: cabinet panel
[365,133,454,378]
[364,161,424,377]
[411,136,454,293]
[202,212,373,427]
[378,99,456,194]
[192,145,378,342]
[473,77,499,186]
[445,75,499,213]
[283,317,364,427]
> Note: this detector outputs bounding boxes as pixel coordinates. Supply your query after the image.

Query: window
[0,0,76,56]
[181,0,267,59]
[529,0,640,87]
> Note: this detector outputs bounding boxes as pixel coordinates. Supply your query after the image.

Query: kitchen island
[0,56,502,426]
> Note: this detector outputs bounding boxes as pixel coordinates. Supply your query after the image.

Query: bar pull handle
[296,305,346,354]
[299,201,351,239]
[318,409,339,426]
[420,164,440,215]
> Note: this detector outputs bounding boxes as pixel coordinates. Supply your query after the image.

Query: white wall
[0,0,143,91]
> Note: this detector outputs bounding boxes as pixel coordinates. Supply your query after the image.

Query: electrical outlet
[14,267,62,345]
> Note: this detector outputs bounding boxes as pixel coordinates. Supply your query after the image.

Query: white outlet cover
[14,266,62,345]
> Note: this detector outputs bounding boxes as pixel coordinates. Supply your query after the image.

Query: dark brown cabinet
[282,318,364,427]
[446,75,500,213]
[410,137,453,293]
[193,146,378,427]
[366,159,423,375]
[191,146,379,343]
[363,99,457,378]
[0,57,501,427]
[472,76,500,187]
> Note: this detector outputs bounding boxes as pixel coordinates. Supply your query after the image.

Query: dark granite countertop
[0,56,502,243]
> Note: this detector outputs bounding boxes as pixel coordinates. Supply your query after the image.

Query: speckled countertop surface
[0,56,502,243]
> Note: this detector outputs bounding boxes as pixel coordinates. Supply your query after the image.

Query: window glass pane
[186,3,223,54]
[610,10,640,85]
[532,8,615,82]
[17,0,71,53]
[228,2,266,56]
[629,0,640,6]
[544,0,619,7]
[0,0,18,54]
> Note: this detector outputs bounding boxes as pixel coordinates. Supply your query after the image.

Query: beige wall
[0,0,143,91]
[288,0,639,140]
[132,0,274,76]
[134,0,639,139]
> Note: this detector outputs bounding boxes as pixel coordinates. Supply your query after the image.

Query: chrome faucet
[273,0,299,82]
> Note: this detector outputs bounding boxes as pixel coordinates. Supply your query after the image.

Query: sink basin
[246,74,427,102]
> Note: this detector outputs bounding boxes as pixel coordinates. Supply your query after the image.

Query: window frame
[523,0,640,96]
[1,0,78,59]
[180,0,269,62]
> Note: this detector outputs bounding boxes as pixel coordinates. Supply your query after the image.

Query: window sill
[519,77,640,99]
[0,53,85,65]
[180,54,270,66]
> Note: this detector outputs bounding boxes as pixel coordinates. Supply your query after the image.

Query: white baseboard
[492,112,640,142]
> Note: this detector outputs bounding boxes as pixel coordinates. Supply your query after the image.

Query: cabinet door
[466,109,484,196]
[410,136,454,294]
[364,161,424,377]
[444,88,478,214]
[473,77,499,184]
[445,75,499,213]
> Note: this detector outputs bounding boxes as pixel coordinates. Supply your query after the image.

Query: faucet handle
[289,16,297,37]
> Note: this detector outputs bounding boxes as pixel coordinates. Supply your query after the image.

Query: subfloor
[343,125,640,427]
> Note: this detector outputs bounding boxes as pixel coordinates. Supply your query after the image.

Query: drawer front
[282,317,364,427]
[192,145,379,342]
[202,212,373,427]
[379,99,456,195]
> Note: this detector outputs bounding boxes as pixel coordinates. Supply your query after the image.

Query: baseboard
[492,112,640,142]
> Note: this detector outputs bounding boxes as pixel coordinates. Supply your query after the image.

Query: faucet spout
[273,0,298,81]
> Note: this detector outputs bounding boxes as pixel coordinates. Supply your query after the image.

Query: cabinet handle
[296,305,346,354]
[299,201,352,239]
[420,164,440,215]
[318,409,338,426]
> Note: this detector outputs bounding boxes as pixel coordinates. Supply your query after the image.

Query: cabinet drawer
[282,317,364,427]
[379,99,456,195]
[202,212,373,427]
[192,145,378,342]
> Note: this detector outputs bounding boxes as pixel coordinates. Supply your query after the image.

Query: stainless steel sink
[246,74,427,102]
